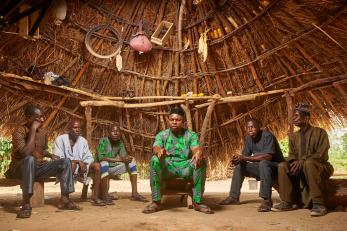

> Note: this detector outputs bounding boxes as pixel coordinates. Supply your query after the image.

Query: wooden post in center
[84,106,92,144]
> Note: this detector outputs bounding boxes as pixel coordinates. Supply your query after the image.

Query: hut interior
[0,0,346,179]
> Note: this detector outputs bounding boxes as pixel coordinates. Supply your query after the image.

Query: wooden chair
[161,178,193,209]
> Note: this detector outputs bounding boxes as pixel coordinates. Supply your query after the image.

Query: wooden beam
[199,99,218,145]
[85,106,92,144]
[285,91,294,136]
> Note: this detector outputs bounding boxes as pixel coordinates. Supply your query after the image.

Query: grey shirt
[242,130,284,163]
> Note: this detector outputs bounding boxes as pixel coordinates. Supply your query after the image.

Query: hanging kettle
[129,20,152,54]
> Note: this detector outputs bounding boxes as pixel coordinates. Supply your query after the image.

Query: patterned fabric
[150,129,205,203]
[153,129,199,161]
[96,137,127,167]
[100,160,137,179]
[10,125,48,168]
[150,156,206,203]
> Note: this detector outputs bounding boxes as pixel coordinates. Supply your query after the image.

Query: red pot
[129,21,152,54]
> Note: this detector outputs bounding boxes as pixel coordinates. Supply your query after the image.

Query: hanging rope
[84,24,123,59]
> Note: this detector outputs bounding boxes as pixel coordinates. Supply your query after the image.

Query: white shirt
[53,134,94,165]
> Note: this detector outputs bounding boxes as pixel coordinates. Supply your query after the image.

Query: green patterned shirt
[96,137,127,167]
[153,128,200,161]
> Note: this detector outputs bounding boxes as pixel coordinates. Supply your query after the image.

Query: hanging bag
[129,20,152,54]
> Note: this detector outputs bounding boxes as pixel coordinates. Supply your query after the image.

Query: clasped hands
[155,147,204,169]
[231,154,246,165]
[289,160,304,176]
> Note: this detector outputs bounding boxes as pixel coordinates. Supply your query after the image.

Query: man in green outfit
[96,123,147,203]
[143,106,213,214]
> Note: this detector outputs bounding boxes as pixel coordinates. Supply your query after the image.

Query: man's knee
[259,160,271,168]
[93,163,101,172]
[150,155,160,165]
[278,161,288,172]
[303,159,319,173]
[23,155,35,165]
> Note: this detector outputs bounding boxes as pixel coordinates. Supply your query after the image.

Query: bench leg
[81,184,89,200]
[30,182,44,208]
[187,194,193,209]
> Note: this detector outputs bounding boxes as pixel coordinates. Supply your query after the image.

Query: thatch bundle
[0,0,346,171]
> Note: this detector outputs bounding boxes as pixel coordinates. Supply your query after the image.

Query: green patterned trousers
[149,155,206,203]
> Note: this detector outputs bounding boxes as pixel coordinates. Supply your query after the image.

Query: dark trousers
[6,156,75,199]
[278,159,333,205]
[229,160,279,200]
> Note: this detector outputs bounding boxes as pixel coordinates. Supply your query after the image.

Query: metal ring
[85,24,123,59]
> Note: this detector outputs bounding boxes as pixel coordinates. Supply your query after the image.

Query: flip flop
[58,201,82,210]
[257,200,272,212]
[104,198,115,205]
[16,207,31,218]
[130,194,148,202]
[193,203,214,214]
[91,199,107,206]
[142,202,161,214]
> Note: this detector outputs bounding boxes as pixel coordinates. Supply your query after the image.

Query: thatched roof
[0,0,346,161]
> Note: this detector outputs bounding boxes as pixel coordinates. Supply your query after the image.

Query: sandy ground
[0,179,346,231]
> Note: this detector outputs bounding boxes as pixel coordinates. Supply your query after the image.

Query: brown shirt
[288,125,330,162]
[10,125,48,167]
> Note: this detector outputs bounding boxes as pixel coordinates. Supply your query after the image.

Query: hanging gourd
[129,20,152,54]
[52,0,67,26]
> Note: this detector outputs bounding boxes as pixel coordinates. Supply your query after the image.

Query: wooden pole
[285,91,294,136]
[180,102,192,130]
[199,98,218,145]
[85,106,92,144]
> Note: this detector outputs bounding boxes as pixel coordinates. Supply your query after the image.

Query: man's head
[109,123,121,142]
[68,119,82,140]
[168,106,185,132]
[24,105,45,126]
[246,118,261,139]
[293,103,310,127]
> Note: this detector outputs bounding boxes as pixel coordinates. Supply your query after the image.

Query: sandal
[58,201,82,210]
[257,200,272,212]
[130,194,148,202]
[16,205,32,219]
[218,196,240,205]
[91,198,107,206]
[193,203,214,214]
[104,197,115,205]
[142,202,161,214]
[107,194,119,200]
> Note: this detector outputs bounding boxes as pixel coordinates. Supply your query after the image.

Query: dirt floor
[0,180,346,231]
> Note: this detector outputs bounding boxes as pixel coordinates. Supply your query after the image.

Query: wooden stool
[161,178,193,209]
[0,178,55,207]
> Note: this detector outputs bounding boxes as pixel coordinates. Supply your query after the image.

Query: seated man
[54,119,105,206]
[96,123,147,202]
[273,103,333,216]
[219,119,284,212]
[143,106,213,214]
[5,105,77,218]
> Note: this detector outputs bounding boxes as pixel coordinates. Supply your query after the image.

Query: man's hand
[78,161,87,173]
[290,160,304,176]
[36,159,48,166]
[121,156,133,163]
[231,155,245,165]
[191,147,204,169]
[30,120,42,131]
[51,155,60,160]
[156,148,167,159]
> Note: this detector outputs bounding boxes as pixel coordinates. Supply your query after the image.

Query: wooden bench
[161,178,193,208]
[0,177,56,207]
